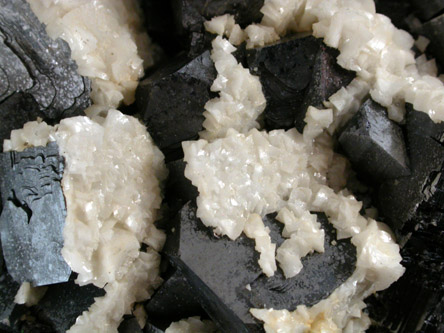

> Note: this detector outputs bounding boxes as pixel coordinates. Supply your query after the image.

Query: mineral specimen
[0,142,70,286]
[0,0,90,148]
[338,98,410,182]
[163,202,356,332]
[136,51,216,160]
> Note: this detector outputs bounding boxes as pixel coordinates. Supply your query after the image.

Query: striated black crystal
[163,202,356,332]
[0,143,70,286]
[0,0,90,149]
[339,99,410,183]
[136,51,216,161]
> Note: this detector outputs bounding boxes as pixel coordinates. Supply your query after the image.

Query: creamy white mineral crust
[199,36,266,141]
[28,0,159,110]
[4,110,167,332]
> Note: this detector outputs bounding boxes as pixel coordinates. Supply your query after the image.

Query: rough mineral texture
[163,202,356,332]
[0,142,70,286]
[338,99,410,182]
[0,0,90,149]
[136,51,216,160]
[246,36,354,131]
[35,279,105,333]
[0,265,20,323]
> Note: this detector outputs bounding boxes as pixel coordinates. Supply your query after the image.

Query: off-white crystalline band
[4,110,166,332]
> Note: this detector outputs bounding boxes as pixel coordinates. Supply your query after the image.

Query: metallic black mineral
[0,0,90,149]
[35,279,105,333]
[0,142,71,286]
[163,202,356,332]
[339,98,410,183]
[136,51,216,160]
[246,36,354,131]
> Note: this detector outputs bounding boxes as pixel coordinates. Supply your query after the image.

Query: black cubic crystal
[339,99,410,182]
[163,202,356,332]
[136,51,216,161]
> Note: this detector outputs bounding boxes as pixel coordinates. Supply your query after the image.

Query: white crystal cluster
[28,0,158,111]
[199,36,266,141]
[4,110,166,332]
[209,0,444,123]
[165,316,218,333]
[187,1,409,330]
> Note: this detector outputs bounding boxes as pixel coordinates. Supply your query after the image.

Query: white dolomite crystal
[251,220,405,333]
[4,110,166,332]
[165,316,218,333]
[14,282,48,307]
[28,0,159,109]
[199,36,266,141]
[244,214,277,277]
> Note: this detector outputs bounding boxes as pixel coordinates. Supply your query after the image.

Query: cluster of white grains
[184,1,412,331]
[165,316,218,333]
[4,110,167,332]
[238,0,444,123]
[199,36,266,141]
[27,0,159,111]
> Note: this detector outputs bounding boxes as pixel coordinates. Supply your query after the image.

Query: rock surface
[0,0,90,149]
[0,143,70,286]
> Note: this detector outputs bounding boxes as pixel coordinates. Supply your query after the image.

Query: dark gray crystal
[0,143,70,286]
[35,279,105,333]
[0,0,90,149]
[296,43,355,131]
[145,265,204,325]
[339,99,410,182]
[163,202,356,332]
[422,13,444,67]
[410,0,444,21]
[118,317,143,333]
[136,51,216,160]
[171,0,264,35]
[246,36,320,130]
[377,105,444,236]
